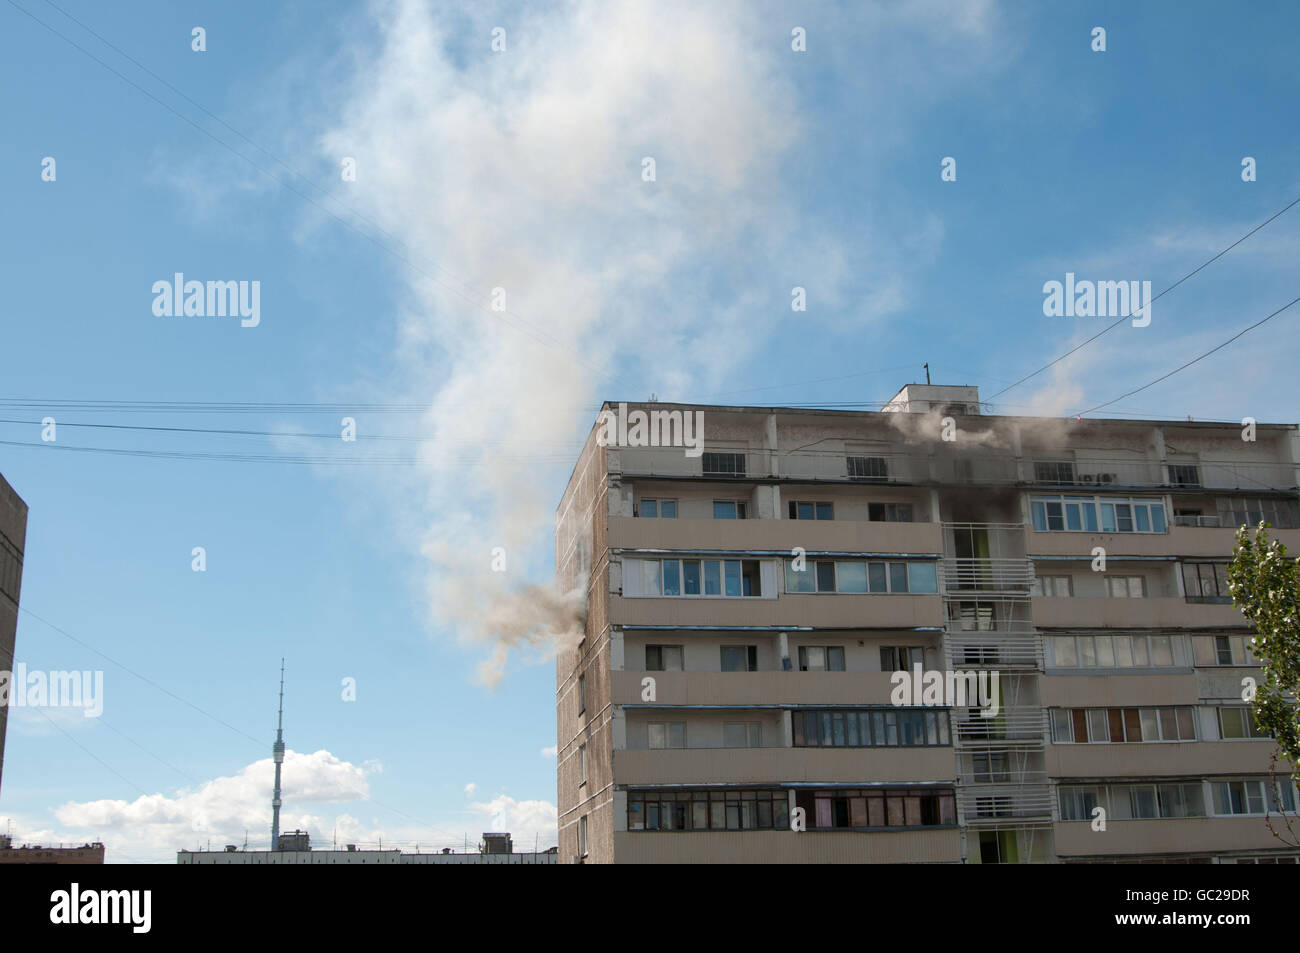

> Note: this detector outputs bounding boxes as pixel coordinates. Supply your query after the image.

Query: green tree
[1228,524,1300,775]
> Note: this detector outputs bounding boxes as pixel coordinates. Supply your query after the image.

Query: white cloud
[467,793,557,849]
[311,0,991,684]
[24,749,369,862]
[463,782,477,796]
[540,745,557,759]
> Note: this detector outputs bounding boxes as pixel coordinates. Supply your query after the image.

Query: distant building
[0,472,28,800]
[0,834,105,864]
[482,832,513,854]
[177,832,556,864]
[275,829,310,851]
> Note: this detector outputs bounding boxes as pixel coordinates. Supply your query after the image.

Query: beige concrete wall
[611,593,943,629]
[612,670,923,706]
[614,746,956,785]
[0,473,28,801]
[609,515,943,554]
[1047,740,1277,778]
[555,429,614,863]
[620,632,943,675]
[1054,816,1288,856]
[1033,596,1247,630]
[613,828,961,863]
[1028,526,1300,558]
[1042,673,1201,708]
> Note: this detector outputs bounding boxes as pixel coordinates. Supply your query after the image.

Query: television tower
[271,659,285,850]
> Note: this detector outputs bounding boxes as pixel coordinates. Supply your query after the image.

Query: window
[796,787,956,829]
[1168,464,1201,487]
[788,500,834,520]
[578,815,588,856]
[1213,779,1297,816]
[786,559,937,594]
[1031,495,1165,534]
[1060,784,1206,821]
[645,645,683,671]
[628,788,789,832]
[723,723,762,747]
[867,502,913,522]
[1106,576,1146,598]
[1217,706,1268,739]
[720,645,758,672]
[1050,634,1182,669]
[797,646,846,671]
[1059,786,1100,821]
[1031,575,1073,597]
[1051,707,1196,742]
[1182,562,1231,603]
[648,723,686,749]
[636,498,677,518]
[635,558,758,598]
[578,674,587,715]
[793,708,950,747]
[880,646,925,671]
[0,533,21,607]
[702,452,745,476]
[713,500,747,519]
[578,744,587,786]
[1217,497,1299,530]
[1034,461,1076,484]
[847,455,889,481]
[1192,634,1256,666]
[970,752,1010,782]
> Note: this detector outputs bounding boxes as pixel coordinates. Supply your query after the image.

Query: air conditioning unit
[1081,474,1095,484]
[1098,473,1116,484]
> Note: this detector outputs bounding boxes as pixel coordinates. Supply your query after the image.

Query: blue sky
[1,0,1298,862]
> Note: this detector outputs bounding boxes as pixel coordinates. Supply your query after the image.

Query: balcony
[1054,816,1288,857]
[1029,457,1296,493]
[613,670,907,707]
[951,708,1047,747]
[614,746,956,785]
[1027,525,1300,559]
[609,515,942,555]
[1032,596,1247,630]
[610,593,943,630]
[1048,740,1278,778]
[1041,674,1200,708]
[940,558,1035,593]
[612,828,962,863]
[944,633,1044,670]
[957,785,1054,824]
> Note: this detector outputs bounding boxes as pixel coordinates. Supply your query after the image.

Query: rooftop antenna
[271,659,285,851]
[923,363,931,385]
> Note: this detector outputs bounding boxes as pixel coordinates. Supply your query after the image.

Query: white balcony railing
[939,558,1035,592]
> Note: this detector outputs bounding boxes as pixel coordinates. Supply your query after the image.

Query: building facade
[0,834,105,864]
[0,472,28,802]
[555,385,1300,863]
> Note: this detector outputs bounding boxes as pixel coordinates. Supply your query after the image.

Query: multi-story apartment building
[555,384,1300,863]
[0,472,29,801]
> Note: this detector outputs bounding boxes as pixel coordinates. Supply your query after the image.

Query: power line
[987,194,1300,400]
[19,606,265,746]
[1075,294,1300,418]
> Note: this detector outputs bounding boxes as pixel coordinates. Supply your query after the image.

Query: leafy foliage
[1228,524,1300,779]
